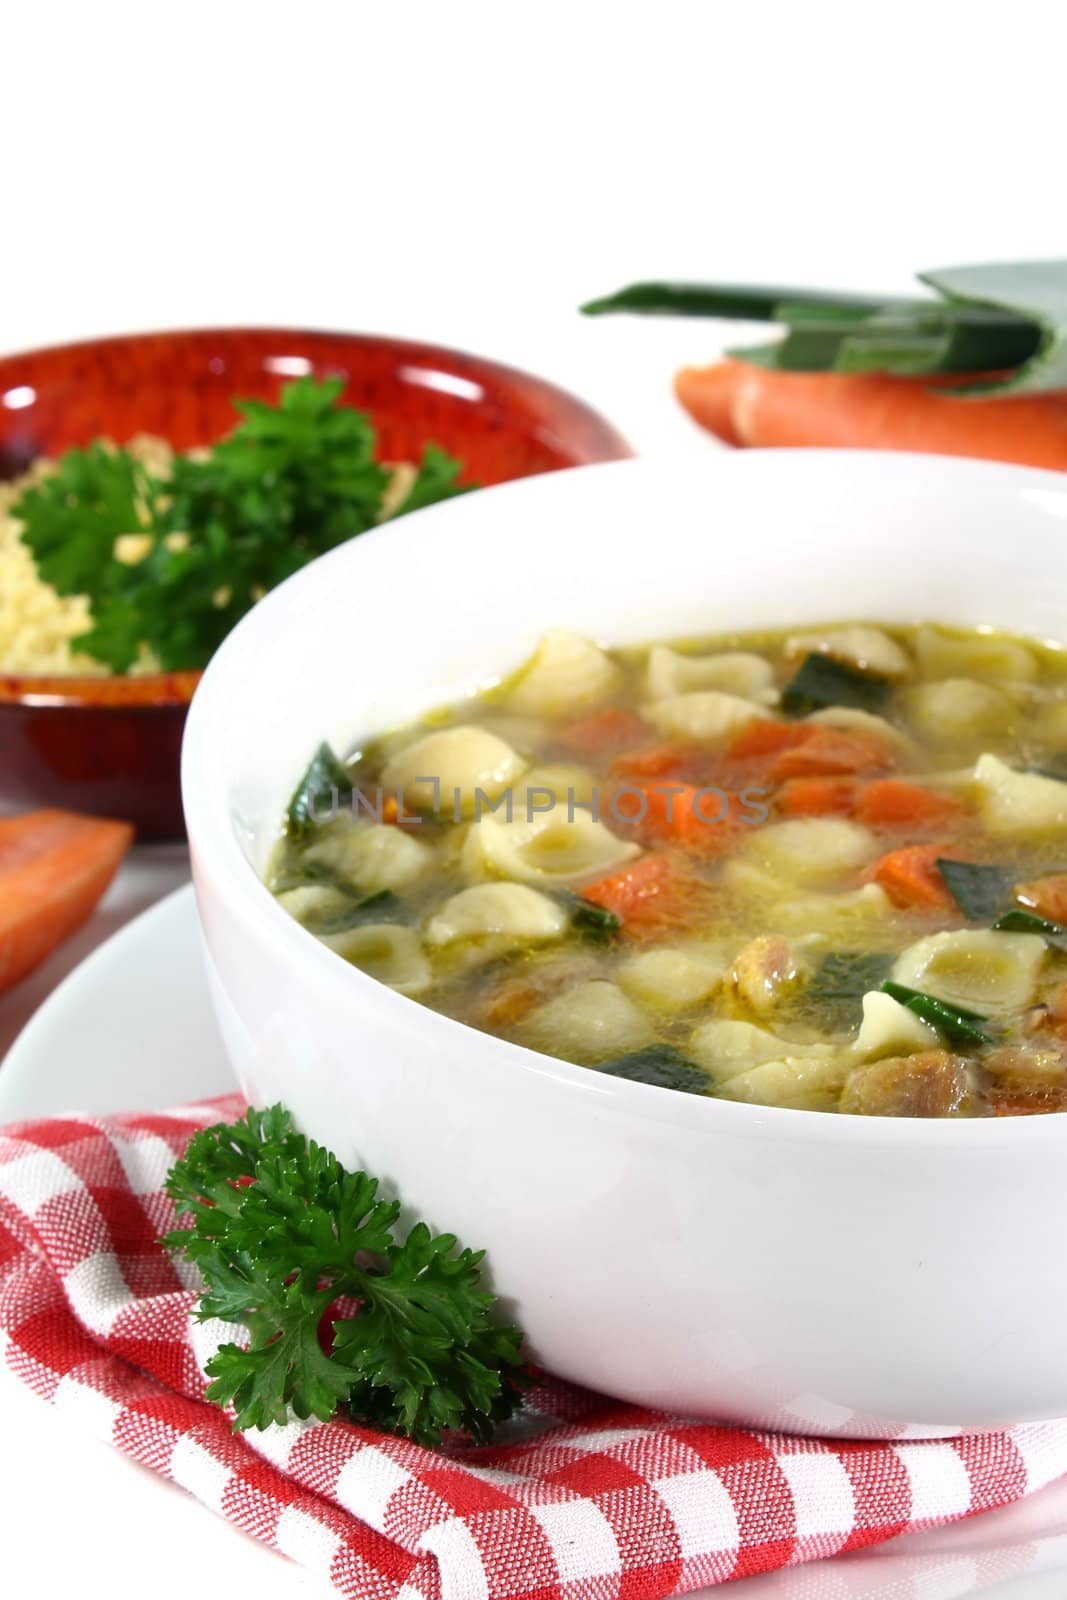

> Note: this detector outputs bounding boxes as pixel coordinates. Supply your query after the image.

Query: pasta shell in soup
[915,626,1038,684]
[381,727,526,817]
[645,647,777,704]
[891,929,1046,1016]
[463,808,640,887]
[305,823,433,893]
[784,625,911,679]
[321,925,431,996]
[519,980,654,1064]
[425,884,568,947]
[505,631,621,717]
[973,754,1067,835]
[643,691,765,746]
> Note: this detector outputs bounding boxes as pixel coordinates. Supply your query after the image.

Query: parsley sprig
[13,376,470,673]
[163,1104,527,1445]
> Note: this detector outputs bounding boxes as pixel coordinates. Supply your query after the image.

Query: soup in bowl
[267,616,1067,1119]
[183,452,1067,1437]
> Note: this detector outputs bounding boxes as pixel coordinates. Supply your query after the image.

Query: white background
[4,2,1067,1595]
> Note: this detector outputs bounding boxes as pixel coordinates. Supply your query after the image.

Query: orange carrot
[377,794,422,828]
[674,359,1067,471]
[854,779,965,829]
[1015,873,1067,925]
[580,852,710,936]
[770,726,893,782]
[866,843,957,913]
[580,853,674,919]
[612,743,691,778]
[777,776,857,817]
[725,719,814,768]
[613,780,743,853]
[557,707,648,756]
[480,979,543,1029]
[0,810,133,994]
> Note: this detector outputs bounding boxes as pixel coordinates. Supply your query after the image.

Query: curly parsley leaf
[387,443,472,519]
[14,443,161,607]
[10,377,472,673]
[163,1104,527,1445]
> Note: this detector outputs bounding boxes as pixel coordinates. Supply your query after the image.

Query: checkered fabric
[3,1095,1067,1600]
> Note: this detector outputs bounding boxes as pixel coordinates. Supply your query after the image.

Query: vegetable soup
[269,621,1067,1117]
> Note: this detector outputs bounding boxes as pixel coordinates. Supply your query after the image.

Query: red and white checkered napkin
[4,1096,1067,1600]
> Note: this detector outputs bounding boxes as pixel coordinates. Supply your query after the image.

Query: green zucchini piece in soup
[781,653,893,716]
[808,952,895,1028]
[936,859,1016,921]
[597,1045,710,1094]
[287,743,353,840]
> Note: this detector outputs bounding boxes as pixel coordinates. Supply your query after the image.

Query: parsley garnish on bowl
[12,376,471,673]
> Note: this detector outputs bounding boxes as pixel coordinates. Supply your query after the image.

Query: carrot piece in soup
[0,810,134,994]
[770,726,893,782]
[725,719,815,767]
[612,743,691,778]
[866,843,958,912]
[1015,873,1067,925]
[854,779,965,829]
[556,707,648,756]
[480,979,544,1029]
[581,852,673,916]
[580,852,710,937]
[613,780,742,853]
[776,776,858,817]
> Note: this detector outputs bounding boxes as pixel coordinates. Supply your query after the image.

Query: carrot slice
[612,780,744,854]
[556,707,648,757]
[770,726,892,782]
[0,809,134,994]
[674,358,1067,472]
[479,979,543,1029]
[866,843,957,912]
[1015,873,1067,925]
[726,719,814,766]
[611,743,691,779]
[580,853,674,918]
[854,779,965,829]
[580,852,710,937]
[777,777,858,817]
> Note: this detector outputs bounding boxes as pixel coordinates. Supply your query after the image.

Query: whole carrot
[674,359,1067,470]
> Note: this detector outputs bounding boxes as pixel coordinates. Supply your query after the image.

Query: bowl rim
[183,447,1067,1147]
[0,323,632,708]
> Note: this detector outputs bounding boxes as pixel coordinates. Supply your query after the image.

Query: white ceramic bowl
[183,451,1067,1440]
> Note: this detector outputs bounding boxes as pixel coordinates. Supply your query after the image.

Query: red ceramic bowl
[0,328,631,837]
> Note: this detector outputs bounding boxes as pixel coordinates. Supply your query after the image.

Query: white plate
[0,885,232,1121]
[1,887,1066,1599]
